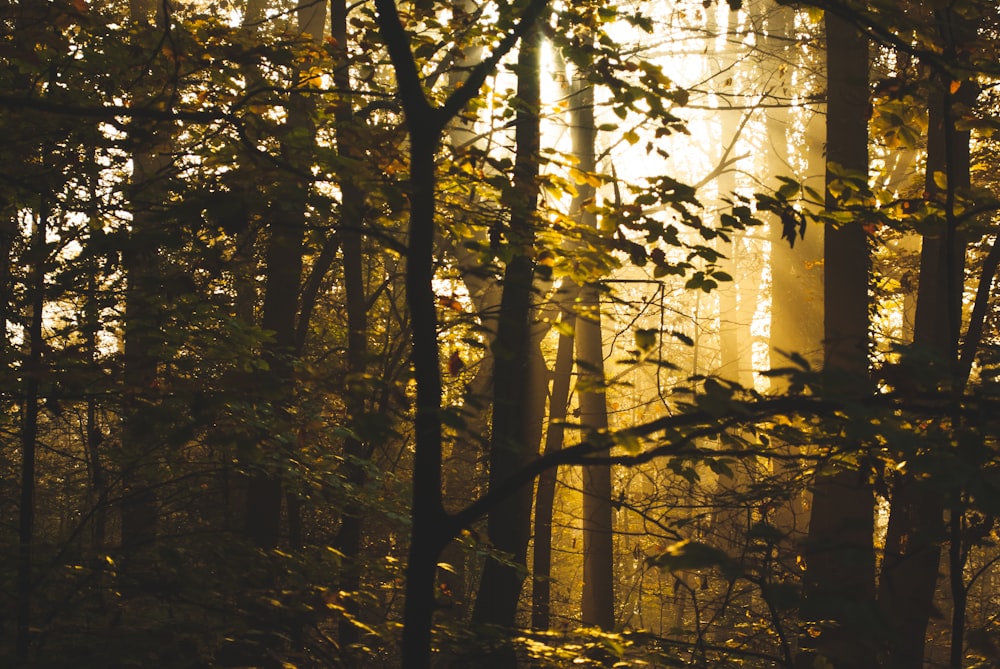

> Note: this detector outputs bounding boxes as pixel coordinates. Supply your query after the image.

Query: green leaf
[777,179,800,200]
[670,330,694,346]
[634,328,657,351]
[707,458,734,479]
[553,319,575,337]
[646,540,731,573]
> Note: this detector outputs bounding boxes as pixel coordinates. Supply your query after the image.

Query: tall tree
[15,182,47,667]
[798,10,876,669]
[878,6,982,667]
[243,0,326,549]
[572,72,615,631]
[328,0,376,649]
[471,12,544,639]
[373,0,549,665]
[120,0,170,553]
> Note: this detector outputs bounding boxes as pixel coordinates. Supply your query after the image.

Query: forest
[2,0,1000,667]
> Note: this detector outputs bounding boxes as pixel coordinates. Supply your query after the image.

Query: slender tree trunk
[16,198,46,665]
[397,120,450,669]
[120,196,162,552]
[85,261,108,551]
[878,8,979,666]
[121,0,169,552]
[711,2,753,561]
[244,0,326,549]
[0,216,13,365]
[330,0,374,648]
[531,289,578,630]
[568,72,615,631]
[471,18,543,646]
[798,13,876,669]
[761,0,822,551]
[377,22,452,660]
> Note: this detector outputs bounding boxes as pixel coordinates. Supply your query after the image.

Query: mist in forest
[1,1,999,668]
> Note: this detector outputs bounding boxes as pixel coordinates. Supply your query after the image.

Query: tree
[119,0,170,554]
[4,1,1000,667]
[797,9,877,669]
[373,0,550,665]
[243,0,327,550]
[470,8,544,644]
[329,0,375,649]
[572,70,616,632]
[879,5,984,667]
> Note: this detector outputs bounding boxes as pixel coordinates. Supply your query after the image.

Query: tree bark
[120,0,169,553]
[243,0,326,549]
[16,197,46,665]
[564,68,615,632]
[531,288,578,630]
[330,0,374,649]
[375,1,450,659]
[471,16,544,644]
[798,12,876,669]
[878,8,979,667]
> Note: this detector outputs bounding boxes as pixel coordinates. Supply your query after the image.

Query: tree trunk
[120,0,169,553]
[798,12,876,669]
[569,72,615,631]
[16,197,46,665]
[531,288,578,630]
[330,0,374,649]
[85,259,108,552]
[395,115,452,669]
[878,8,979,667]
[761,0,821,553]
[243,0,326,549]
[471,17,543,645]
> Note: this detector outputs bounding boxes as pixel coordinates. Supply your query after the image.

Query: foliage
[3,0,1000,668]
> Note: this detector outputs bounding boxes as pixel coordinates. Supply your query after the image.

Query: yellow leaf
[949,80,962,95]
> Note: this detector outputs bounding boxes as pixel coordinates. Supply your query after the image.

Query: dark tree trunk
[16,198,46,665]
[85,264,108,552]
[878,8,979,667]
[372,0,551,664]
[798,12,876,669]
[120,0,171,555]
[243,0,325,549]
[330,0,374,649]
[471,17,543,648]
[398,122,450,669]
